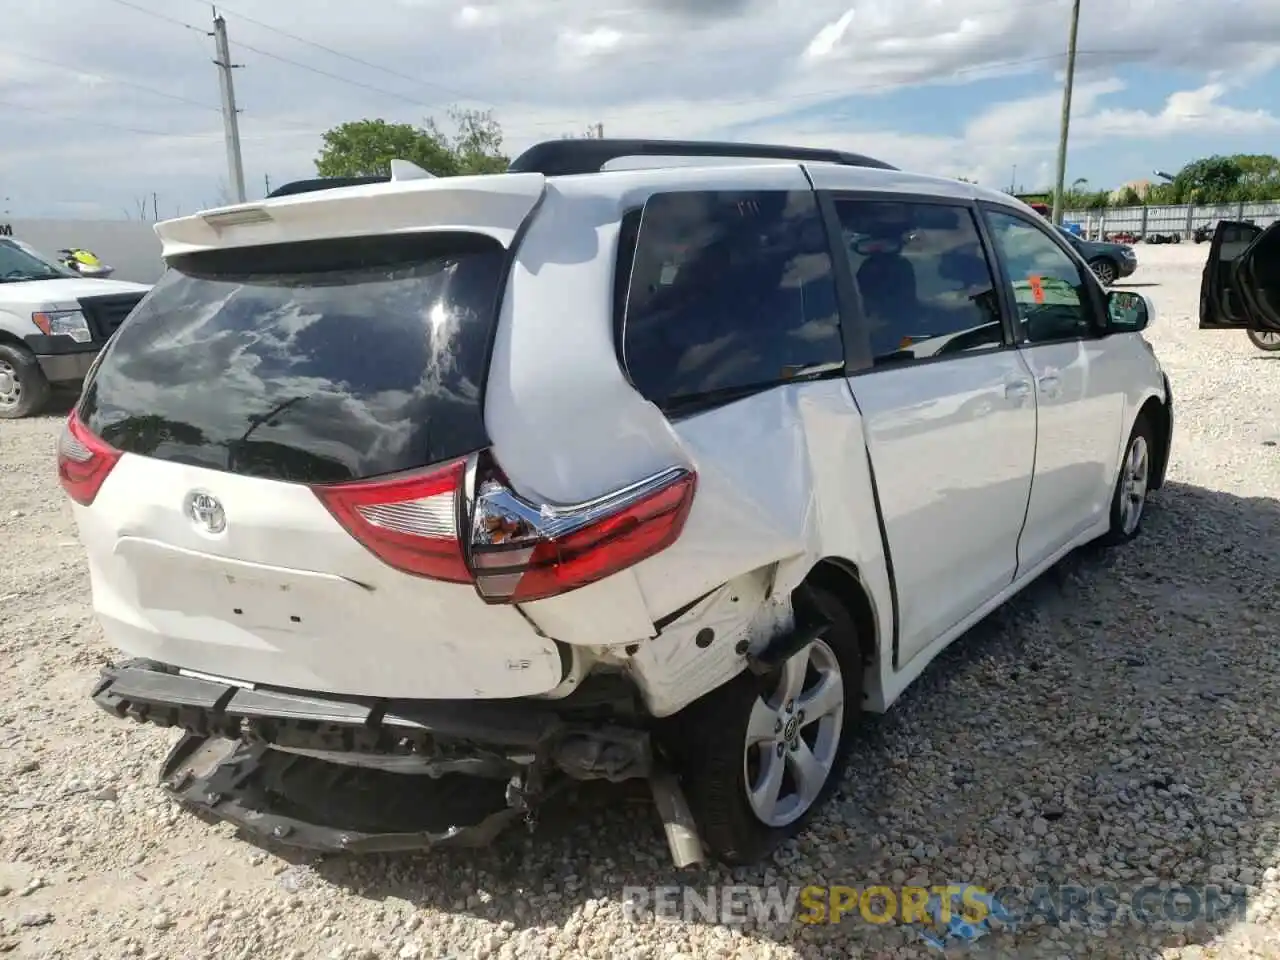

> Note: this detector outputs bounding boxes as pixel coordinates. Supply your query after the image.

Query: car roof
[159,140,1037,256]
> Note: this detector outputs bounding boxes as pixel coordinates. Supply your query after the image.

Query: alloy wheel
[1119,434,1150,535]
[1247,328,1280,352]
[742,639,845,828]
[0,359,21,409]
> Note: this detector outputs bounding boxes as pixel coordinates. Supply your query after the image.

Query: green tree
[315,107,508,178]
[1112,186,1142,208]
[424,107,509,175]
[1171,155,1244,204]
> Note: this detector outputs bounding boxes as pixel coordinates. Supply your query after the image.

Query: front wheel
[0,344,52,419]
[668,586,863,865]
[1247,328,1280,352]
[1100,413,1155,546]
[1089,258,1118,286]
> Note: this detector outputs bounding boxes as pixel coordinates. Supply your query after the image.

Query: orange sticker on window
[1028,275,1045,303]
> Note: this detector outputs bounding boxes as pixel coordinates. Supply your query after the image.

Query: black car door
[1199,221,1280,331]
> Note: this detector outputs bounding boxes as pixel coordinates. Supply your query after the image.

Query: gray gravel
[2,242,1279,959]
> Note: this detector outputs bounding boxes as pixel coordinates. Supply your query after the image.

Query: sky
[2,0,1279,220]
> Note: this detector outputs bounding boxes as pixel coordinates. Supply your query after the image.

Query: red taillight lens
[468,460,697,604]
[312,453,697,603]
[311,458,471,583]
[57,411,122,506]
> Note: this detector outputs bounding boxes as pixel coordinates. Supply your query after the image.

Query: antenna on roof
[390,159,435,181]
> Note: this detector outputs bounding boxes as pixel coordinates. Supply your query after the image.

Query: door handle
[1004,379,1032,400]
[1038,374,1061,397]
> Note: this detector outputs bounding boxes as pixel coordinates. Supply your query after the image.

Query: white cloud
[1079,83,1280,139]
[557,26,628,62]
[454,6,500,29]
[1,0,1278,216]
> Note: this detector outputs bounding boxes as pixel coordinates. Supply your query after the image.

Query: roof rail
[507,138,897,176]
[266,174,389,198]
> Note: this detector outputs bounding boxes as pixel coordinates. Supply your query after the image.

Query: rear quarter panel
[485,174,891,660]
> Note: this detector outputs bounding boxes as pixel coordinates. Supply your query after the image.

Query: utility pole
[212,11,247,204]
[152,192,158,221]
[264,173,271,196]
[1050,0,1081,226]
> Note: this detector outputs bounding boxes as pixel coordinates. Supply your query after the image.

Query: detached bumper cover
[92,659,650,853]
[160,733,533,853]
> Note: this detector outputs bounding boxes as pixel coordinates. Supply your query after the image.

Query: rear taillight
[57,411,122,506]
[311,458,471,583]
[468,460,696,603]
[312,453,696,604]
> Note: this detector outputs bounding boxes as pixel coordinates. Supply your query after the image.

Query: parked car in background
[1199,219,1280,352]
[62,138,1172,868]
[1145,232,1181,244]
[1055,225,1138,286]
[0,237,149,418]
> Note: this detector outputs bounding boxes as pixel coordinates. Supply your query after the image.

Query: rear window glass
[80,232,506,484]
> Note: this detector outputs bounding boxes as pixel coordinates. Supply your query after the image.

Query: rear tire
[1100,412,1155,546]
[0,344,52,419]
[1246,328,1280,352]
[666,586,863,865]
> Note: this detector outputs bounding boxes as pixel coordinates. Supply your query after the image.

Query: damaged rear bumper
[159,733,536,853]
[90,659,707,862]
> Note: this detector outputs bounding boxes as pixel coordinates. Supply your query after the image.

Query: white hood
[0,276,151,310]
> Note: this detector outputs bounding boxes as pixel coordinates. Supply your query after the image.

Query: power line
[8,50,220,112]
[235,48,1150,144]
[230,38,448,110]
[187,0,477,103]
[585,48,1153,126]
[99,0,206,36]
[0,98,222,139]
[0,98,315,142]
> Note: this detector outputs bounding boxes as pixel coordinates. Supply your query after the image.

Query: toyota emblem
[185,491,226,534]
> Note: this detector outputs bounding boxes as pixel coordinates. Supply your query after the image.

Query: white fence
[1064,200,1280,240]
[0,219,164,284]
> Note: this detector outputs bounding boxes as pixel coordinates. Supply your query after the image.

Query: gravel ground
[1,241,1278,959]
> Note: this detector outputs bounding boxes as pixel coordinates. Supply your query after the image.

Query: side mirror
[1106,289,1153,332]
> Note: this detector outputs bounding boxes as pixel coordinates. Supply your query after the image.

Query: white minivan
[61,139,1173,866]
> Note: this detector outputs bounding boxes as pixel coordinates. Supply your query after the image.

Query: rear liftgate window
[79,232,507,483]
[617,189,844,416]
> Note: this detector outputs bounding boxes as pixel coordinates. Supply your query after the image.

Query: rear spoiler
[266,175,388,198]
[154,171,545,259]
[265,161,432,198]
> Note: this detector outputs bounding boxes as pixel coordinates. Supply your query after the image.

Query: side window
[619,189,843,413]
[984,209,1097,343]
[1220,223,1256,262]
[831,198,1005,365]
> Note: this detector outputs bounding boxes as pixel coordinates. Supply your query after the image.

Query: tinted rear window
[80,232,506,484]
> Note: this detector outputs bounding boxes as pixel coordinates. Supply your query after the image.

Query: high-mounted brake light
[311,458,471,583]
[311,452,697,603]
[57,411,123,506]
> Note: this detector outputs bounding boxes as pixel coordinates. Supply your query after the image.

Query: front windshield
[0,238,77,282]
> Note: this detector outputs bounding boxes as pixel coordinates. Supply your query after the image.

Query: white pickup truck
[0,237,150,418]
